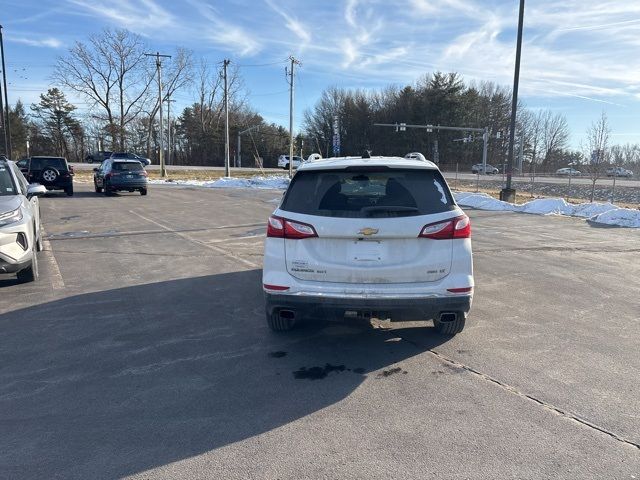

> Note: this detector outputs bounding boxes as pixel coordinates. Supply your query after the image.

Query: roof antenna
[361,148,372,159]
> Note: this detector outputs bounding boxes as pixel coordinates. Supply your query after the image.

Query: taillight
[266,216,317,239]
[419,215,471,240]
[141,170,148,177]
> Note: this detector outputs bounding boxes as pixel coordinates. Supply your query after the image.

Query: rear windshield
[281,168,455,218]
[112,162,143,171]
[0,164,16,196]
[30,157,66,170]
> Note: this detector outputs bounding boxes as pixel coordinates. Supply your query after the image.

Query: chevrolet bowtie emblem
[358,228,379,236]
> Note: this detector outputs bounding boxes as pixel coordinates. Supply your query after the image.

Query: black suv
[17,156,74,196]
[85,151,113,163]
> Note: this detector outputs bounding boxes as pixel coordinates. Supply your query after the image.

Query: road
[70,162,640,188]
[1,184,639,479]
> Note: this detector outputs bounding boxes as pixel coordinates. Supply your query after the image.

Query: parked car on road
[278,155,304,170]
[606,166,633,177]
[94,159,148,195]
[0,157,46,283]
[471,163,499,174]
[263,155,474,335]
[556,167,582,176]
[85,151,113,163]
[17,156,75,196]
[109,152,151,166]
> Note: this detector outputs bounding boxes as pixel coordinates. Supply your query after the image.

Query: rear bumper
[0,257,31,274]
[265,292,472,320]
[108,181,147,189]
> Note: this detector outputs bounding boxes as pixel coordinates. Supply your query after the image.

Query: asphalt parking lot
[1,184,639,479]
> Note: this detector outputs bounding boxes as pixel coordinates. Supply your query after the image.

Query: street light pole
[0,25,12,159]
[501,0,525,202]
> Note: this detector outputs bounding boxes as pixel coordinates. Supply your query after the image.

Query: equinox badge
[358,227,379,236]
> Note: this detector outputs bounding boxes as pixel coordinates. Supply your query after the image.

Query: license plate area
[349,240,382,262]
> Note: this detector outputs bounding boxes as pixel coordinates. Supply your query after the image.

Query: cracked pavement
[1,185,639,479]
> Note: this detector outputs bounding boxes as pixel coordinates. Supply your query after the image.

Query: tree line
[1,28,639,175]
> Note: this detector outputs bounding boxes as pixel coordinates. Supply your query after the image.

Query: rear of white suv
[262,156,473,335]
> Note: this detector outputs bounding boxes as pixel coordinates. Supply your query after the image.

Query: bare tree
[583,112,611,202]
[540,110,570,172]
[54,29,155,150]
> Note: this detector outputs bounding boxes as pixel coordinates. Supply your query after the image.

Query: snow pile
[589,208,640,228]
[519,198,575,216]
[454,192,640,228]
[453,192,518,211]
[150,176,290,190]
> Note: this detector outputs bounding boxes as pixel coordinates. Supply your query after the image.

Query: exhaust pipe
[279,309,295,320]
[439,312,458,323]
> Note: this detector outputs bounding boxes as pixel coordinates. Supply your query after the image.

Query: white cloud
[188,0,262,56]
[67,0,175,34]
[264,0,311,45]
[10,37,63,48]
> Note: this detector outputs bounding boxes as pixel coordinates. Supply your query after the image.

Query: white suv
[262,155,474,335]
[0,158,46,283]
[277,155,304,170]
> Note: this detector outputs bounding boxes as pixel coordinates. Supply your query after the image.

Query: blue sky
[4,0,640,148]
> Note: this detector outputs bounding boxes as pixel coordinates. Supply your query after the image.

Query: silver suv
[0,158,46,283]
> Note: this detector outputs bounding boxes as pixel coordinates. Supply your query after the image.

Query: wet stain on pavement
[268,351,287,358]
[293,364,346,380]
[377,367,408,378]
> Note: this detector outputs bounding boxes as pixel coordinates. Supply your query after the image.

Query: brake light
[266,215,317,239]
[263,284,290,291]
[419,215,471,239]
[141,170,148,177]
[447,287,473,294]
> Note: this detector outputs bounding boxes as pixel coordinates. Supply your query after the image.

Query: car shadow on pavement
[0,269,452,479]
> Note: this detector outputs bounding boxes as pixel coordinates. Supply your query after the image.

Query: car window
[0,163,17,196]
[30,157,66,170]
[16,159,28,169]
[11,164,29,195]
[281,168,455,218]
[112,162,143,171]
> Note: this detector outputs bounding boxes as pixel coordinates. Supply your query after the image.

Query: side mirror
[27,183,47,199]
[93,168,99,172]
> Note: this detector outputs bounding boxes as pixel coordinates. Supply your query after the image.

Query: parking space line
[41,237,65,290]
[418,344,640,451]
[128,210,260,269]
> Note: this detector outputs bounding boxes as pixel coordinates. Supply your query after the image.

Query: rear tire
[434,312,466,335]
[267,309,295,332]
[17,247,38,284]
[140,188,148,196]
[283,163,289,170]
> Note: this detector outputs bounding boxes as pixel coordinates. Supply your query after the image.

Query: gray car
[0,158,47,283]
[93,159,148,195]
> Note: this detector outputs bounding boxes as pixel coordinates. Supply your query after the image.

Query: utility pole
[0,68,5,155]
[166,96,175,166]
[0,25,12,159]
[223,59,231,177]
[145,51,171,177]
[286,56,301,178]
[501,0,525,202]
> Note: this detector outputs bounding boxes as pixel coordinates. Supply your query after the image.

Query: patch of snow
[519,198,574,216]
[590,208,640,228]
[149,176,290,190]
[454,191,639,228]
[454,193,517,211]
[572,202,617,218]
